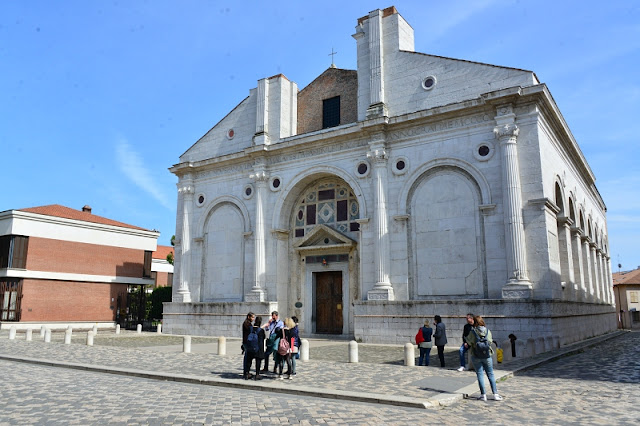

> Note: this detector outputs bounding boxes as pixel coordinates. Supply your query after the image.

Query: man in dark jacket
[457,313,474,371]
[433,315,448,367]
[241,312,255,377]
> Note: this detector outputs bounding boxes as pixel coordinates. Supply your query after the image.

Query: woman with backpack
[464,315,502,401]
[244,316,265,380]
[275,317,296,380]
[417,319,433,366]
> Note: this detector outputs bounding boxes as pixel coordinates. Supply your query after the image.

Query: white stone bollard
[544,336,553,353]
[217,336,226,355]
[40,326,46,338]
[534,337,545,355]
[183,335,191,353]
[552,335,560,349]
[348,340,358,363]
[516,340,526,358]
[44,329,51,343]
[404,342,415,366]
[491,342,498,365]
[156,324,162,334]
[115,324,121,334]
[25,329,33,341]
[9,326,17,340]
[136,324,142,334]
[300,339,310,362]
[525,338,535,358]
[86,331,94,346]
[93,324,98,335]
[501,339,513,363]
[64,328,72,344]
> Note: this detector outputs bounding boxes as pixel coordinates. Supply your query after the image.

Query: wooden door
[315,271,343,334]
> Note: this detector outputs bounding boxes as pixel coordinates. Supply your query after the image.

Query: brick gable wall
[20,279,128,322]
[26,236,144,278]
[297,68,358,134]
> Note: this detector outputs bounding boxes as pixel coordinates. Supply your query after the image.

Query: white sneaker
[278,375,283,380]
[457,366,465,372]
[477,394,487,401]
[494,394,503,401]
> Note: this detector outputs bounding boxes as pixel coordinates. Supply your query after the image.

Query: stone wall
[162,301,278,337]
[353,299,617,346]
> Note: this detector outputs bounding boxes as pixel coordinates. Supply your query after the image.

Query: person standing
[417,319,433,366]
[241,312,255,378]
[433,315,447,367]
[465,315,502,401]
[457,313,475,371]
[260,310,284,374]
[290,316,300,375]
[244,316,266,380]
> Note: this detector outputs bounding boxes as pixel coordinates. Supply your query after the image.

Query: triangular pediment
[294,224,356,254]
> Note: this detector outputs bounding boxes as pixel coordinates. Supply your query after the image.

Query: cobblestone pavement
[0,330,638,424]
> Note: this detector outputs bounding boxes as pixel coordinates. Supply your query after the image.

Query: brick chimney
[82,205,92,214]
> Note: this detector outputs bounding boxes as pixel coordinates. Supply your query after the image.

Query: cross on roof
[329,47,337,68]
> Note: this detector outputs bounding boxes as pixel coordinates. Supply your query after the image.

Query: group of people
[241,310,300,381]
[416,313,502,401]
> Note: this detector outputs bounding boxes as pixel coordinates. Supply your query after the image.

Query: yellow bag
[497,348,503,363]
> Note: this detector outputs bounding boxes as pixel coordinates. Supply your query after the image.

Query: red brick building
[151,245,174,288]
[0,204,159,330]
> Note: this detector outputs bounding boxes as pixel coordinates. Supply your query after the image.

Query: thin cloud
[116,139,173,210]
[424,0,499,42]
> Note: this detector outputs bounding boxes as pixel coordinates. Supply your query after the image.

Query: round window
[478,145,490,157]
[357,163,368,175]
[245,187,252,196]
[198,195,205,204]
[422,75,437,91]
[396,160,405,170]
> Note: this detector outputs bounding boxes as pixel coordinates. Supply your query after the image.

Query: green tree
[149,286,172,321]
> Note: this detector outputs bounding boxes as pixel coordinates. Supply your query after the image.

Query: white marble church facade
[164,7,617,345]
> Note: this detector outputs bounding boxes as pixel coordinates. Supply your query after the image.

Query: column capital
[250,170,270,183]
[570,226,583,236]
[178,185,195,195]
[557,215,574,227]
[494,123,520,141]
[367,148,388,164]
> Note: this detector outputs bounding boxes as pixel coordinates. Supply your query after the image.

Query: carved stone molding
[367,148,388,164]
[494,123,520,141]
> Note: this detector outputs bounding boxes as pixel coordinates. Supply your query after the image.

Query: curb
[0,354,434,410]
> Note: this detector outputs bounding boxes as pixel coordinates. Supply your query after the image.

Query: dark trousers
[245,353,262,376]
[278,353,292,376]
[437,345,445,367]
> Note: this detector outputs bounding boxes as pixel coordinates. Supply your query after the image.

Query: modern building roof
[613,267,640,286]
[17,204,150,231]
[153,245,174,260]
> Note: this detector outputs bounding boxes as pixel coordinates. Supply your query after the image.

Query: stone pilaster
[596,248,605,303]
[581,236,593,301]
[365,9,388,119]
[366,133,394,300]
[590,243,600,301]
[605,256,614,305]
[246,162,268,302]
[177,181,194,303]
[253,78,270,146]
[557,216,575,297]
[571,226,586,299]
[494,105,531,299]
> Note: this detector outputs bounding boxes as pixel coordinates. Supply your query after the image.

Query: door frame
[305,261,349,335]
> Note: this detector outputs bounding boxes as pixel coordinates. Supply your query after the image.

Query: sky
[1,1,638,270]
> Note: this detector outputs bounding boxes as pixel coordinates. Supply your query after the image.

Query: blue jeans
[459,343,468,367]
[471,355,498,395]
[418,346,432,365]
